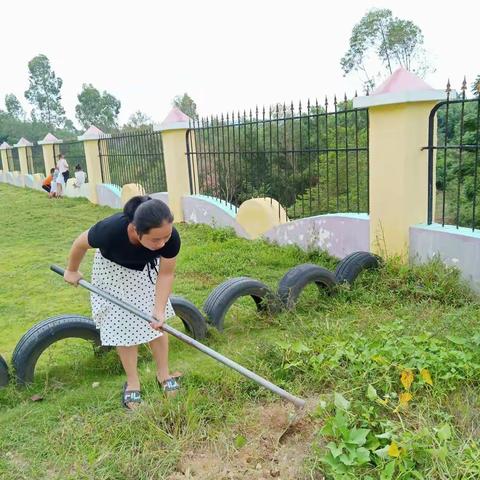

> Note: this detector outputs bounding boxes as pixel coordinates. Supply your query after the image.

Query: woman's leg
[149,334,170,382]
[117,345,140,390]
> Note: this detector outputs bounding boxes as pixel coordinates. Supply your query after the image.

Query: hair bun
[123,195,151,221]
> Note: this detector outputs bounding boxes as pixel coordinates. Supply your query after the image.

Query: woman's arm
[151,257,176,329]
[64,230,92,285]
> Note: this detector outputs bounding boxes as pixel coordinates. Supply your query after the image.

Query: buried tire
[277,263,337,309]
[170,295,207,340]
[203,277,278,331]
[0,355,9,387]
[334,251,382,286]
[12,315,104,386]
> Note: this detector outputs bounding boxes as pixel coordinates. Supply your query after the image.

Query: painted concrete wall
[264,213,370,258]
[150,192,169,205]
[182,195,250,238]
[181,194,369,257]
[12,172,24,187]
[96,184,122,209]
[410,224,480,293]
[23,174,42,190]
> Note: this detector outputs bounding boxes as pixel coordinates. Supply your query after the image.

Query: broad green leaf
[347,428,370,446]
[326,441,343,458]
[374,446,390,459]
[334,393,351,411]
[355,447,371,464]
[437,424,451,442]
[291,341,311,353]
[367,384,378,400]
[339,453,355,466]
[446,335,467,345]
[380,461,396,480]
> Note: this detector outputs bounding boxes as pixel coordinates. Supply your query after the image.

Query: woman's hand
[64,269,83,286]
[150,311,165,331]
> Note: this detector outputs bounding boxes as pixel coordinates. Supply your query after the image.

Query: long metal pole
[50,265,306,408]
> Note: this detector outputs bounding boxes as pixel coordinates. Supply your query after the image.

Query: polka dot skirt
[91,250,176,347]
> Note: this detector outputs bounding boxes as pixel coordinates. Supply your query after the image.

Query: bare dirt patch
[169,400,324,480]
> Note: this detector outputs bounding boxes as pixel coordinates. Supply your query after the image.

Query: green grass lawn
[1,183,480,479]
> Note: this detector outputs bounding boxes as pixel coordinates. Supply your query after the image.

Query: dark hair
[50,168,55,174]
[75,164,82,171]
[123,195,174,235]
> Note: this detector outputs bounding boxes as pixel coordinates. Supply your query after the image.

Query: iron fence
[98,130,167,194]
[26,145,45,175]
[186,96,369,219]
[10,148,20,172]
[54,140,87,175]
[6,149,14,171]
[426,80,480,230]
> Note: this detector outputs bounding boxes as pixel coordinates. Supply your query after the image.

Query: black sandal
[122,382,142,410]
[157,376,181,395]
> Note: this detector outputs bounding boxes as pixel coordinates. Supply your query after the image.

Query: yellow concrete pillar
[353,68,447,257]
[14,139,34,175]
[0,143,11,172]
[18,147,29,174]
[38,133,62,174]
[78,125,108,204]
[158,107,197,222]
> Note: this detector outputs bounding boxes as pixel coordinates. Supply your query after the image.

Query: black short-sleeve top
[87,213,180,271]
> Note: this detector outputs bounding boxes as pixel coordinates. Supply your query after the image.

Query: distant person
[57,153,70,183]
[55,165,65,198]
[50,168,59,198]
[42,168,55,193]
[73,164,86,188]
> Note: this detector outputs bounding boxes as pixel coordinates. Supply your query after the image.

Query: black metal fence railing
[11,148,20,172]
[186,96,369,219]
[98,130,167,194]
[426,79,480,231]
[54,141,87,175]
[26,145,45,175]
[6,149,15,171]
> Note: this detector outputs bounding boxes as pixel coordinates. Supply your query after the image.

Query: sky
[0,0,477,130]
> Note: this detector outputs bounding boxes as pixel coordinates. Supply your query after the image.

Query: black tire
[277,264,337,309]
[170,295,207,340]
[12,315,104,385]
[203,277,278,331]
[334,251,382,285]
[0,355,9,388]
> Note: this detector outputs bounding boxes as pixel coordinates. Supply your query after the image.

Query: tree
[173,93,198,120]
[341,9,431,92]
[24,54,65,127]
[75,84,121,131]
[472,75,480,96]
[5,94,25,120]
[123,111,153,131]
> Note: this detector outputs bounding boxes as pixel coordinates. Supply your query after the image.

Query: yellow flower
[400,369,414,390]
[398,391,413,408]
[388,441,401,457]
[420,368,433,386]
